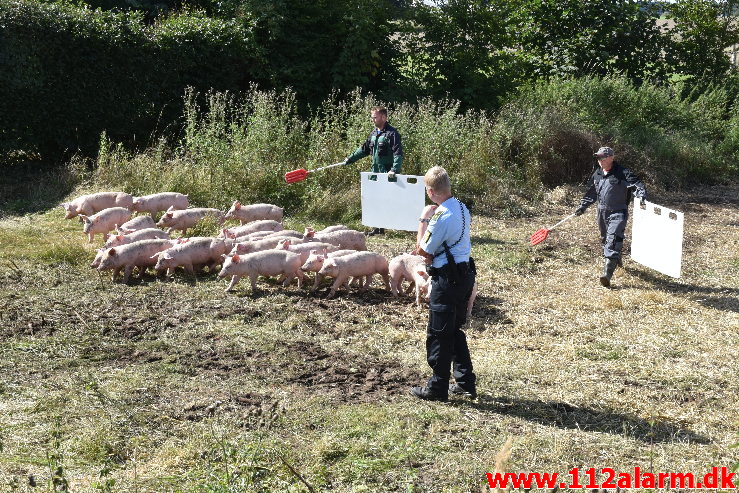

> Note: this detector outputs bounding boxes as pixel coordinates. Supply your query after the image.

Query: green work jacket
[345,123,403,173]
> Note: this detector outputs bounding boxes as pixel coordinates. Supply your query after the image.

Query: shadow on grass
[458,395,710,444]
[470,294,513,328]
[626,266,739,299]
[470,236,509,246]
[0,161,77,216]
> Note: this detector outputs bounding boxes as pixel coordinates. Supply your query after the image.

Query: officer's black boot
[599,258,618,287]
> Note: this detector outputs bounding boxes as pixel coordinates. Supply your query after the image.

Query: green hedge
[0,0,262,160]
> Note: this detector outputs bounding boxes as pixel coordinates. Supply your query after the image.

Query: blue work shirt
[420,197,472,268]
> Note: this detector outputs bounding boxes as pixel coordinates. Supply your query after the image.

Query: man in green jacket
[343,106,404,236]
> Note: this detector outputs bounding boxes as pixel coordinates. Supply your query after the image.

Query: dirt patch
[181,391,281,428]
[287,341,423,402]
[176,345,269,376]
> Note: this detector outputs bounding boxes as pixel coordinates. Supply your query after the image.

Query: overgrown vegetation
[85,77,737,224]
[2,0,738,163]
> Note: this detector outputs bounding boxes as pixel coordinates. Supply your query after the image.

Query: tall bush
[94,77,738,223]
[495,76,738,189]
[0,0,262,161]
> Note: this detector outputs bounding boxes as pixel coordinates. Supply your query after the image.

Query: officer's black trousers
[425,268,476,395]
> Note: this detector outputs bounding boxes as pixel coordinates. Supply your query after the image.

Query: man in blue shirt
[411,166,477,401]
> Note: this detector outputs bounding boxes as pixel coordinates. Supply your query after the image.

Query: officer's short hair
[424,166,451,193]
[371,106,387,117]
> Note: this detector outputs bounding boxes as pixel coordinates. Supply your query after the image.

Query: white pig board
[361,172,426,231]
[631,198,684,278]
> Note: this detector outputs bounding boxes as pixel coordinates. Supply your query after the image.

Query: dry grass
[0,185,737,492]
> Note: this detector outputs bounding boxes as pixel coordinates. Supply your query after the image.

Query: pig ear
[221,254,227,260]
[232,254,240,263]
[416,269,429,279]
[116,235,124,241]
[78,214,87,223]
[235,201,241,209]
[108,248,117,256]
[165,212,173,218]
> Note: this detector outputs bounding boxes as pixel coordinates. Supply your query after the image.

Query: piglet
[61,192,133,219]
[262,230,305,240]
[224,201,284,225]
[228,236,297,255]
[116,215,157,233]
[157,207,224,235]
[410,267,431,306]
[388,253,429,304]
[317,251,389,298]
[79,207,132,243]
[300,249,357,291]
[91,230,172,268]
[275,239,337,264]
[132,192,188,215]
[304,225,348,236]
[151,237,228,276]
[218,220,283,239]
[97,238,178,283]
[305,229,366,251]
[218,250,304,293]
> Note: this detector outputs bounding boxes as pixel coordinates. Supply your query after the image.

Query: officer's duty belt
[427,261,470,277]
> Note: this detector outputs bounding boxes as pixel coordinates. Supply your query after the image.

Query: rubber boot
[600,258,618,287]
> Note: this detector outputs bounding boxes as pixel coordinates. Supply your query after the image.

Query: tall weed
[93,77,738,222]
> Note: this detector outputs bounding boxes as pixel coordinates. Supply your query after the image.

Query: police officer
[575,146,647,287]
[411,166,477,401]
[343,106,404,236]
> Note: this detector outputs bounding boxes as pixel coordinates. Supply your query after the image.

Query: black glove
[574,207,586,216]
[639,196,646,207]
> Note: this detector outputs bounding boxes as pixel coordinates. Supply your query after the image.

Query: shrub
[0,0,262,161]
[93,77,738,224]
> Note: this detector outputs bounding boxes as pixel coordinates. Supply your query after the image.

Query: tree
[515,0,668,84]
[395,0,525,110]
[664,0,739,81]
[242,0,400,109]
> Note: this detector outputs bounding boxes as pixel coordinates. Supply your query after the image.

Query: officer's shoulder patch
[423,231,431,243]
[431,211,443,221]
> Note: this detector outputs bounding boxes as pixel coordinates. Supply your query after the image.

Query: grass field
[0,183,737,492]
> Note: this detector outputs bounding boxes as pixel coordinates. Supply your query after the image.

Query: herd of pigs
[60,191,433,303]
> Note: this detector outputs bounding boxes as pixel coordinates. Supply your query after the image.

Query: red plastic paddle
[530,213,576,245]
[284,162,345,184]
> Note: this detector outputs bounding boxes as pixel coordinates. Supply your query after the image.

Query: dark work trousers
[597,208,627,260]
[426,265,476,395]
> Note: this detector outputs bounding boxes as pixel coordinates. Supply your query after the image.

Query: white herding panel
[361,172,426,231]
[631,198,684,278]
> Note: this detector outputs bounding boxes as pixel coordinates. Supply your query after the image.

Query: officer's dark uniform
[576,162,647,283]
[345,123,403,174]
[417,197,476,399]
